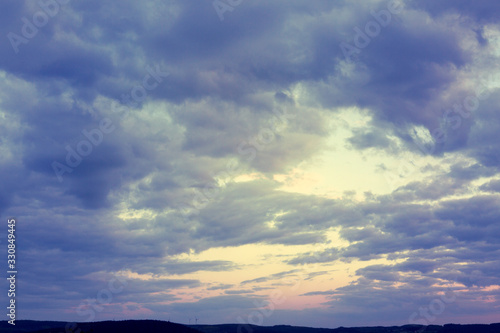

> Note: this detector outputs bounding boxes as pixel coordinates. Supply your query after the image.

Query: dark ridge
[1,320,500,333]
[191,323,500,333]
[0,320,200,333]
[0,320,68,333]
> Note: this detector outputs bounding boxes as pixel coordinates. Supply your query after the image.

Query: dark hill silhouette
[190,323,500,333]
[0,320,200,333]
[0,320,68,333]
[1,320,500,333]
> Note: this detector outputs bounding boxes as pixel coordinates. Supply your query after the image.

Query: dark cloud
[241,270,302,285]
[207,284,234,291]
[0,0,499,327]
[347,127,394,151]
[408,0,500,24]
[300,290,336,296]
[479,179,500,193]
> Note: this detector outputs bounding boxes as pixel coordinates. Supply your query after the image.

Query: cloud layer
[1,0,500,328]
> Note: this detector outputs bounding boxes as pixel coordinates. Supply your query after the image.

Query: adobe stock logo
[7,0,71,54]
[119,65,169,109]
[340,0,402,63]
[213,0,243,21]
[408,290,457,326]
[51,64,168,183]
[180,107,295,219]
[51,118,116,182]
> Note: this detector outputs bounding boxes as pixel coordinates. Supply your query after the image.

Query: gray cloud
[1,0,499,327]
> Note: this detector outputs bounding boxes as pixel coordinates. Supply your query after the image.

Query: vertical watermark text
[6,218,17,325]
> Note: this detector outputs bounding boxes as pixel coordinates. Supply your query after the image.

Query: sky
[1,0,500,329]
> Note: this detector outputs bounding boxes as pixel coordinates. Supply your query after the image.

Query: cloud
[241,270,302,285]
[1,0,500,327]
